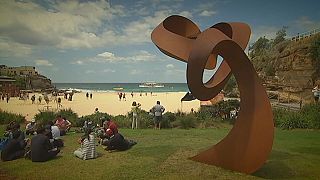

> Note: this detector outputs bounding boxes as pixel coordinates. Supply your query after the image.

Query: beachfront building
[0,65,38,76]
[0,76,20,97]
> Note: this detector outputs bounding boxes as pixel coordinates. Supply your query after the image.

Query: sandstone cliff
[29,75,53,90]
[251,33,320,102]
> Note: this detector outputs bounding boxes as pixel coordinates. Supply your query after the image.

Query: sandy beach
[0,92,200,120]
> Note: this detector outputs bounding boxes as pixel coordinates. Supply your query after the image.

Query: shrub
[162,112,176,128]
[0,110,25,125]
[113,115,130,128]
[273,103,320,129]
[174,114,197,129]
[300,103,320,129]
[34,110,56,125]
[137,110,154,129]
[78,112,112,127]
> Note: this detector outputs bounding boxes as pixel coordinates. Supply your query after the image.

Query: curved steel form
[151,15,274,174]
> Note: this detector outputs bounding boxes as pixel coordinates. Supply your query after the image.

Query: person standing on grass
[151,101,165,130]
[74,128,97,160]
[31,125,60,162]
[131,101,141,129]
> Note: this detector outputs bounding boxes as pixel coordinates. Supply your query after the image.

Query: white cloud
[199,10,216,17]
[0,40,32,58]
[85,70,95,74]
[130,69,141,75]
[166,64,174,68]
[293,16,320,30]
[90,50,156,63]
[102,69,116,73]
[35,59,53,66]
[71,60,84,65]
[178,11,193,18]
[0,0,124,49]
[250,26,279,44]
[98,52,115,59]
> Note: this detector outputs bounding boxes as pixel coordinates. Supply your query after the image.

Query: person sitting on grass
[26,119,37,135]
[104,129,137,152]
[46,121,64,148]
[55,115,68,135]
[5,123,26,147]
[31,125,60,162]
[1,130,27,161]
[62,117,72,132]
[102,116,118,135]
[74,129,97,160]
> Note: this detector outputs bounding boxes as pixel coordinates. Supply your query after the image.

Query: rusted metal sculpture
[151,15,274,174]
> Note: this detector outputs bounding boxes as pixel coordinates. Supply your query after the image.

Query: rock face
[29,75,53,90]
[253,33,320,102]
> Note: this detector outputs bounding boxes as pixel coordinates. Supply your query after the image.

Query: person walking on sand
[123,93,126,101]
[38,96,42,104]
[151,101,165,130]
[6,94,10,103]
[90,93,92,99]
[118,92,123,101]
[131,92,134,98]
[86,92,89,99]
[131,102,141,129]
[31,95,36,104]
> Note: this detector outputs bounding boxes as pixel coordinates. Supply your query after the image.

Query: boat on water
[139,82,164,88]
[113,87,124,91]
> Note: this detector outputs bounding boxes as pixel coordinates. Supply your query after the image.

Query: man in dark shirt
[1,131,26,161]
[31,125,60,162]
[105,129,136,151]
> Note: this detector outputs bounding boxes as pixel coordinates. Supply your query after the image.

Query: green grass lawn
[0,126,320,180]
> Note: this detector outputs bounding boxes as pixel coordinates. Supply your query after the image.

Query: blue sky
[0,0,319,83]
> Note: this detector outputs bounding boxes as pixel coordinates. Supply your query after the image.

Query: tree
[273,26,288,45]
[249,36,270,58]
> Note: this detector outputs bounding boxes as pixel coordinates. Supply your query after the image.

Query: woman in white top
[131,101,141,129]
[74,129,97,160]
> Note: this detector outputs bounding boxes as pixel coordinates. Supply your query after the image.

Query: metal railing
[291,28,320,41]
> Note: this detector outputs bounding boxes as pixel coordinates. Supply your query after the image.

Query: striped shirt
[81,134,97,160]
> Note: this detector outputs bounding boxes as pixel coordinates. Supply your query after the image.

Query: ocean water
[53,83,190,93]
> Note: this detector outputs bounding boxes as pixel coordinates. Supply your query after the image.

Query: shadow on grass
[253,150,296,179]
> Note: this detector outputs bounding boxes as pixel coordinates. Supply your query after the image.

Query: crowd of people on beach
[0,93,11,103]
